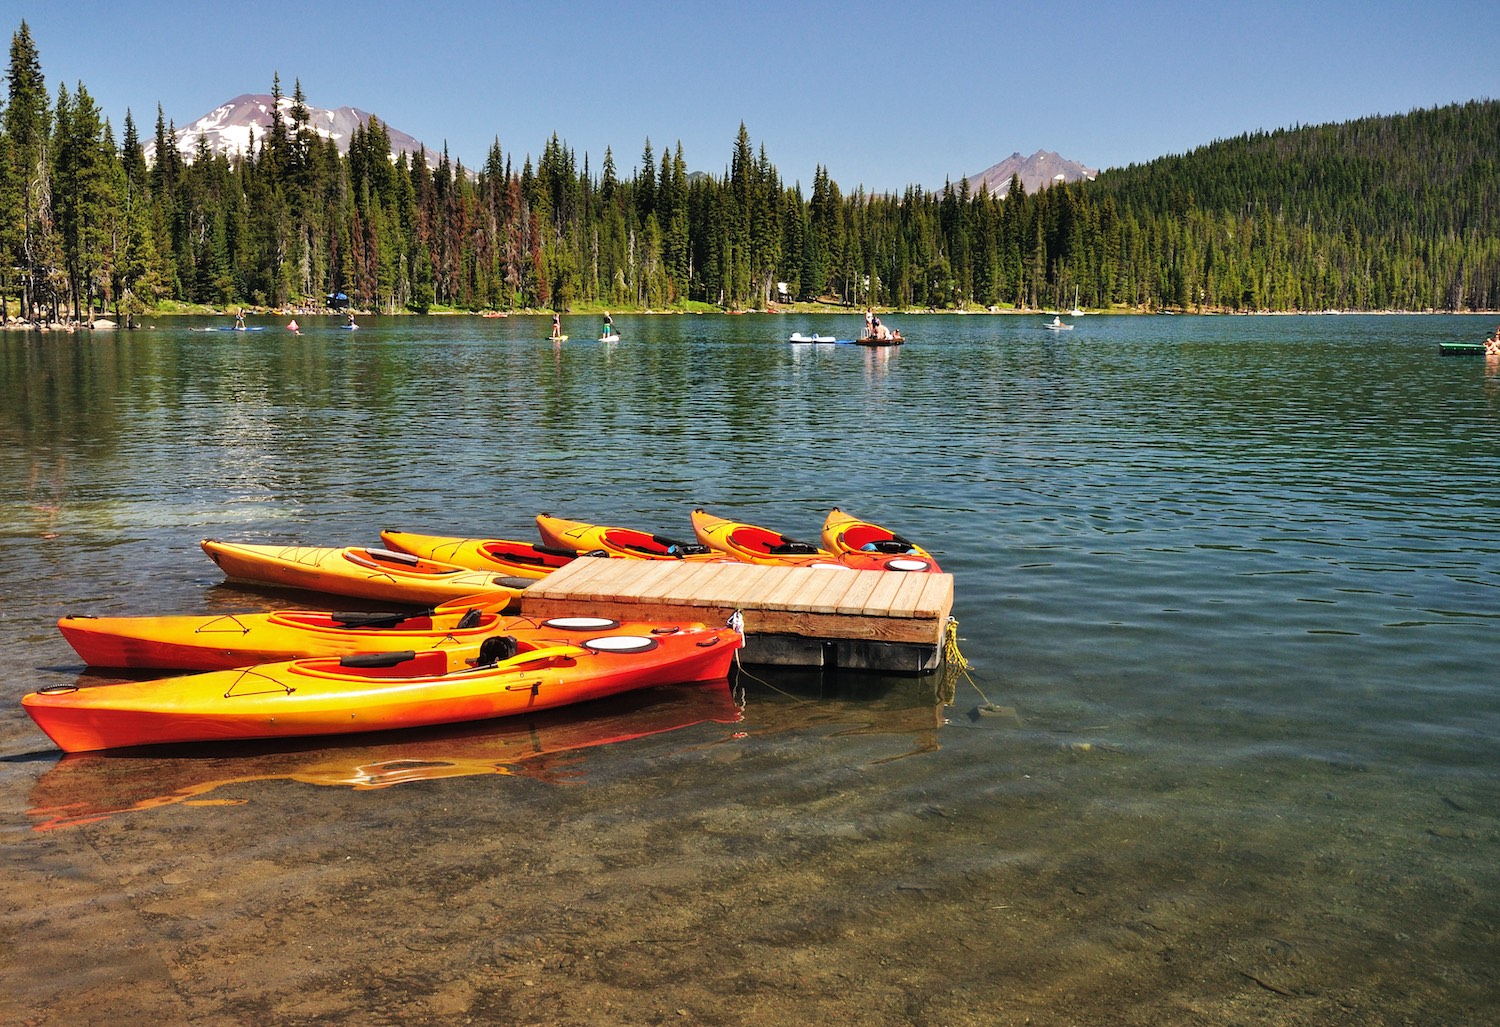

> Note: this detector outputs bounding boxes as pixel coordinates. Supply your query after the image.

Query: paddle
[331,605,486,629]
[338,650,417,668]
[331,610,423,628]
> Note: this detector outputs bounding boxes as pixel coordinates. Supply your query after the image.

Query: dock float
[521,558,955,675]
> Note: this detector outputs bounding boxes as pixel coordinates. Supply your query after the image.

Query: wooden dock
[520,559,955,674]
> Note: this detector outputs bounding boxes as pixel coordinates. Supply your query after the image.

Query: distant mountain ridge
[144,93,437,168]
[965,150,1098,197]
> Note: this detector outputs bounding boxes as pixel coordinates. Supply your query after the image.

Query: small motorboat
[1044,316,1073,331]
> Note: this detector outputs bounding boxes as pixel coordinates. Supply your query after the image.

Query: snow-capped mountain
[144,93,438,168]
[964,150,1098,198]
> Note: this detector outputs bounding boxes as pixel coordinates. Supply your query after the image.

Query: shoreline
[5,306,1498,331]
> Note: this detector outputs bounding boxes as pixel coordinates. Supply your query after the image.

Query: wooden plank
[714,563,782,609]
[748,608,942,645]
[863,569,914,617]
[804,566,863,614]
[612,560,682,600]
[912,573,955,619]
[831,571,887,616]
[562,560,643,602]
[654,562,728,605]
[721,564,804,634]
[755,566,835,610]
[875,571,949,619]
[526,555,616,599]
[784,567,859,609]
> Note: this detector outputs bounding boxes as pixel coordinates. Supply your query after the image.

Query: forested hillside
[2,19,1496,322]
[1086,100,1500,311]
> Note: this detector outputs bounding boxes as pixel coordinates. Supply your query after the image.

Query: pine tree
[4,20,50,319]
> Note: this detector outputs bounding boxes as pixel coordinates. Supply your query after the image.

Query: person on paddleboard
[552,312,562,340]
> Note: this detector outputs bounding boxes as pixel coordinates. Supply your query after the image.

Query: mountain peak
[144,93,437,168]
[965,149,1097,197]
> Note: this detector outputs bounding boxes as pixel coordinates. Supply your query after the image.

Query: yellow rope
[941,616,997,708]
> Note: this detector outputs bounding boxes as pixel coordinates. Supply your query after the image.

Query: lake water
[1,313,1496,1024]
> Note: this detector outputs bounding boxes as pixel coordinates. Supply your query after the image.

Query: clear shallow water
[1,313,1497,1024]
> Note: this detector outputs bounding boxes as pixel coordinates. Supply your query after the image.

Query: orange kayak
[27,680,744,830]
[535,513,721,561]
[820,508,942,572]
[379,529,590,579]
[689,509,938,572]
[201,539,531,605]
[24,622,743,753]
[57,597,679,672]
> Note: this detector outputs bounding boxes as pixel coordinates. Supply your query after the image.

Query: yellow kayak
[201,539,531,605]
[535,513,721,561]
[820,508,942,571]
[57,597,675,672]
[379,529,590,579]
[690,509,939,572]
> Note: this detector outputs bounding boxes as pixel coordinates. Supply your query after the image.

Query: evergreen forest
[3,20,1498,323]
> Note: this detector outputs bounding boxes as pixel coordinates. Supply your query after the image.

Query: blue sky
[12,1,1499,193]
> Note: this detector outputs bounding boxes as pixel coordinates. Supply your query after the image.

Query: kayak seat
[478,635,518,666]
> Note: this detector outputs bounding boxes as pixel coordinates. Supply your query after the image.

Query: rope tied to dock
[941,616,1001,713]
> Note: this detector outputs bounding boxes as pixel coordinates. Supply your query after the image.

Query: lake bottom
[3,668,1493,1026]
